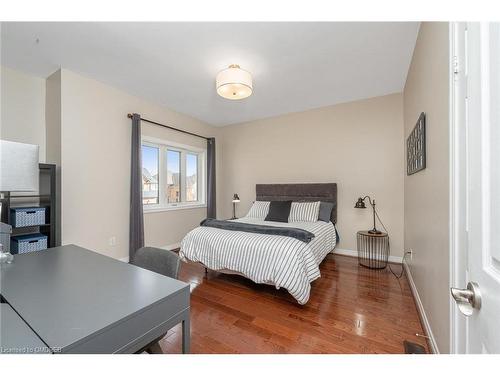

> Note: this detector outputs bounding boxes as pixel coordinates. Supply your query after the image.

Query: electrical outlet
[109,236,116,246]
[407,249,413,260]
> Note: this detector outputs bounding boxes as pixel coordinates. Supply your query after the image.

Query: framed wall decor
[406,112,426,175]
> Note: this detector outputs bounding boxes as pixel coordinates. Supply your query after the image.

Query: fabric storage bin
[11,234,48,254]
[10,207,46,228]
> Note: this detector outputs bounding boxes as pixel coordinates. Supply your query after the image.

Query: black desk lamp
[354,196,382,234]
[231,193,240,220]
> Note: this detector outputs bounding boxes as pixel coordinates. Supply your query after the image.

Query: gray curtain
[207,138,216,218]
[129,113,144,261]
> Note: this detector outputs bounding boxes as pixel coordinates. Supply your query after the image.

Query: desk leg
[182,311,190,354]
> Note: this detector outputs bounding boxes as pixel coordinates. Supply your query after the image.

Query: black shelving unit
[0,163,58,248]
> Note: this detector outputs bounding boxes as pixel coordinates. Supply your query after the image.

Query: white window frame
[142,136,207,213]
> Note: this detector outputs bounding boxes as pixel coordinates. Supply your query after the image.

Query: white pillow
[246,201,270,219]
[288,201,321,222]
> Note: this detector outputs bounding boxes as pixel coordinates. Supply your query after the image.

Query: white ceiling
[1,22,419,126]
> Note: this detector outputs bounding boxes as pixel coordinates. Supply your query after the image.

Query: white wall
[1,65,46,161]
[219,94,405,256]
[403,22,450,353]
[45,69,220,260]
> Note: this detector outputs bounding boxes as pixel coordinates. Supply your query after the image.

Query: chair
[131,246,180,279]
[131,247,181,353]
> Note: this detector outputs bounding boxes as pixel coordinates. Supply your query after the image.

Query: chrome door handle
[451,281,482,316]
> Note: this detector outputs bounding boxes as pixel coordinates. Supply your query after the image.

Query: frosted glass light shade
[0,140,39,191]
[216,64,253,100]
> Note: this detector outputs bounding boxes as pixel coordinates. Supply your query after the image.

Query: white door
[451,22,500,354]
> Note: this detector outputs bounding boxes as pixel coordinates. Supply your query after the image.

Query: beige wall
[2,66,406,259]
[49,69,220,259]
[1,66,46,161]
[403,22,450,353]
[219,94,405,256]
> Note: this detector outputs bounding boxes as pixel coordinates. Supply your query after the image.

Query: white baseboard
[403,262,439,354]
[160,242,181,251]
[332,248,403,264]
[120,242,180,262]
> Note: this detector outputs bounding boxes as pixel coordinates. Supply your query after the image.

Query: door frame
[449,21,469,354]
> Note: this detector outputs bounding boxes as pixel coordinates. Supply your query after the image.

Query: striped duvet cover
[179,217,337,304]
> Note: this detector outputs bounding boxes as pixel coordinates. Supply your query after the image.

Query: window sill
[143,203,207,214]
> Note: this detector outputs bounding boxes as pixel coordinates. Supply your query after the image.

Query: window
[186,153,198,202]
[142,137,206,211]
[142,145,159,205]
[166,150,181,203]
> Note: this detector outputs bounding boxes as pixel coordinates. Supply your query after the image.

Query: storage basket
[11,233,48,254]
[10,207,46,228]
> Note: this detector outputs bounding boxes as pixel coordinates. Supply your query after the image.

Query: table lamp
[0,139,39,264]
[354,195,382,234]
[231,193,240,220]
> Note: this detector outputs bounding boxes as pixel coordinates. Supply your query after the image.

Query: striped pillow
[246,201,270,219]
[288,201,321,222]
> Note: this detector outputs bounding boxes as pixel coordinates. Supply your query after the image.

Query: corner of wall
[45,69,63,246]
[402,21,451,353]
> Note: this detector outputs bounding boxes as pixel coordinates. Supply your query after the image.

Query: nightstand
[356,230,389,269]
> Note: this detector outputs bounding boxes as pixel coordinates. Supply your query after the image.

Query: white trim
[449,21,459,354]
[144,203,207,213]
[142,136,206,153]
[449,21,468,354]
[332,247,403,264]
[404,262,440,354]
[449,21,457,354]
[160,242,181,251]
[122,244,180,262]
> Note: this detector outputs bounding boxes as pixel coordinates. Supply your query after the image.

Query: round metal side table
[356,231,389,269]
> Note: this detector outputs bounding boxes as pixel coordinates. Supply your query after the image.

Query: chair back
[131,247,180,279]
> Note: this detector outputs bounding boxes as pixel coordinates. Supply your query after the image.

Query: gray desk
[0,245,190,354]
[0,304,50,354]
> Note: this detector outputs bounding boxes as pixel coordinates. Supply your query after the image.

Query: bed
[179,183,338,304]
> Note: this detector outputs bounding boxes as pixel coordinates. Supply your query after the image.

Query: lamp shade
[232,193,240,203]
[216,64,253,100]
[354,197,366,209]
[0,140,39,192]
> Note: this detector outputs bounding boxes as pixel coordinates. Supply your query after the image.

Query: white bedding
[179,217,337,304]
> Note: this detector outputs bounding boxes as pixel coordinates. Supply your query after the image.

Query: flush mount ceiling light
[216,64,253,100]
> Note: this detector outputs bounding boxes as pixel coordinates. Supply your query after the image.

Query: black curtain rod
[127,113,210,141]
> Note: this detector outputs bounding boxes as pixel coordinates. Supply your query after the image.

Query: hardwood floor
[159,254,429,354]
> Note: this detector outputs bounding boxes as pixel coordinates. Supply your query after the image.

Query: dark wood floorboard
[158,254,430,354]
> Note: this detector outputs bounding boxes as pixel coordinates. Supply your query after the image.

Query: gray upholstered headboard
[255,183,338,224]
